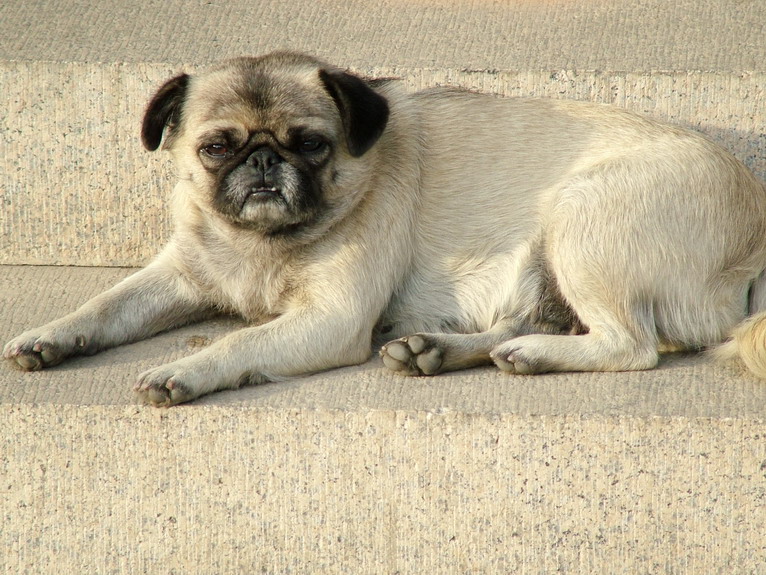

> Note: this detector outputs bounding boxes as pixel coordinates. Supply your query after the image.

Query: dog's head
[141,52,390,235]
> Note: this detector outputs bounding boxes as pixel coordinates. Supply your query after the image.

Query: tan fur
[5,51,766,406]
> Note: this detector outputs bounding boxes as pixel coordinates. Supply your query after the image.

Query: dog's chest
[193,247,290,322]
[223,267,284,321]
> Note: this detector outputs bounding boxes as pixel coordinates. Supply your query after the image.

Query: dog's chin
[215,190,315,234]
[241,187,286,214]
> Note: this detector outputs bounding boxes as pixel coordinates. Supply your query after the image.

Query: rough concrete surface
[1,0,765,266]
[2,65,764,267]
[0,265,765,418]
[3,406,765,574]
[3,0,765,71]
[2,267,766,573]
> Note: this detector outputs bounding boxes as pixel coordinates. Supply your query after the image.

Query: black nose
[247,147,282,171]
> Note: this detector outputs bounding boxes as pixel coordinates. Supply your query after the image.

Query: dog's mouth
[239,187,287,211]
[246,187,282,201]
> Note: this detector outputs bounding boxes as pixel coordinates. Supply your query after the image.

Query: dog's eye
[201,143,230,157]
[298,139,325,153]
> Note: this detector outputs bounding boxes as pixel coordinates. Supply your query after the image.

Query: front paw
[380,334,444,376]
[134,363,199,407]
[3,331,87,371]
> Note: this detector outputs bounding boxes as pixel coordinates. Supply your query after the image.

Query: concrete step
[4,62,764,267]
[2,0,766,572]
[5,265,766,417]
[3,265,766,573]
[1,0,765,267]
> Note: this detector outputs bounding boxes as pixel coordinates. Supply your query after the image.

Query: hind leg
[490,324,659,374]
[489,270,754,375]
[490,153,761,375]
[490,245,661,375]
[489,165,669,375]
[490,274,661,374]
[381,318,519,376]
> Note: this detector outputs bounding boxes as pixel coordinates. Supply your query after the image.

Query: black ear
[319,69,389,157]
[141,73,190,151]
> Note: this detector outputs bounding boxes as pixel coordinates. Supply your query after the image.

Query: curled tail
[713,312,766,378]
[713,269,766,377]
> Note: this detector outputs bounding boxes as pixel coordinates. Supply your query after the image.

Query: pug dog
[5,51,766,406]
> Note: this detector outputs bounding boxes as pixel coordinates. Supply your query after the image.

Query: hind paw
[380,335,444,376]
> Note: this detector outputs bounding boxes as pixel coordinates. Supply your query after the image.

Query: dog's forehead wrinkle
[188,67,336,141]
[194,117,335,151]
[189,98,338,148]
[202,60,327,106]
